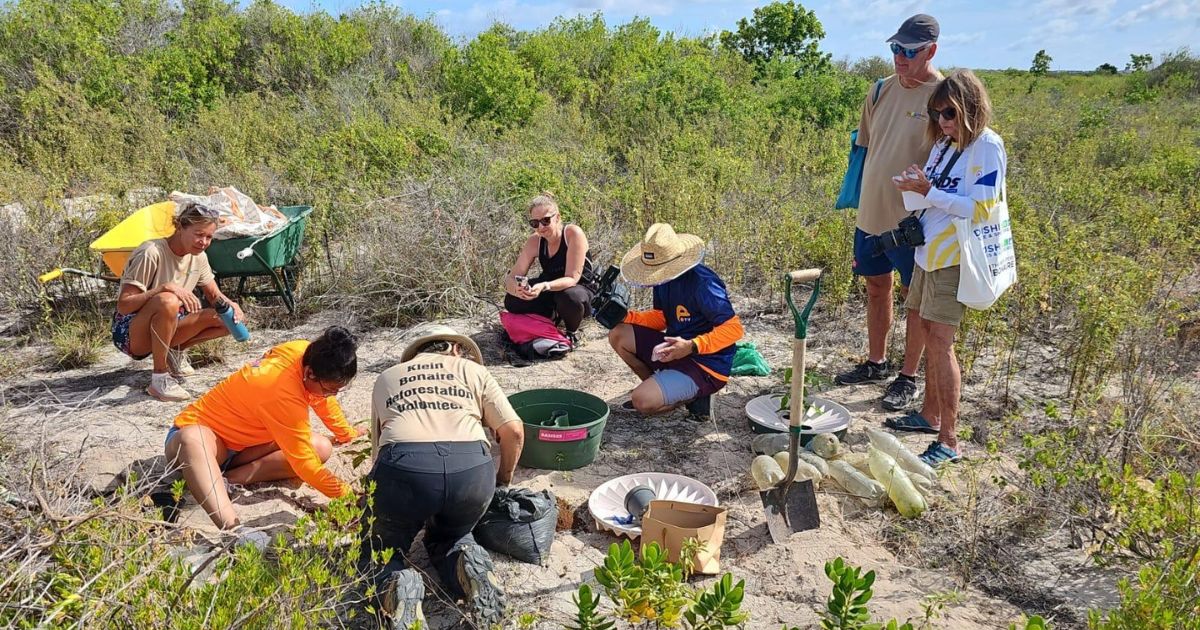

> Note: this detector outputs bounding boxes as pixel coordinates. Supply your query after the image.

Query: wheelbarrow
[40,201,314,314]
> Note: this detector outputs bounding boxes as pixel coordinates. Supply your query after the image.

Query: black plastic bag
[473,487,558,565]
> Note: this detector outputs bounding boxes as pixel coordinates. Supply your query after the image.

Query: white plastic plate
[588,472,718,538]
[745,394,852,434]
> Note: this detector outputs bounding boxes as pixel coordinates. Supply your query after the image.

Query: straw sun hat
[400,324,483,364]
[620,223,706,287]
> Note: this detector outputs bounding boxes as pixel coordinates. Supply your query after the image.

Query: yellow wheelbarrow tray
[41,202,315,314]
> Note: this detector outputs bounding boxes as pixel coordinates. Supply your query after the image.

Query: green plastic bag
[730,341,770,376]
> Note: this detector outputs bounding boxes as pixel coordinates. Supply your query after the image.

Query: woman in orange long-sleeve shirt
[165,326,362,530]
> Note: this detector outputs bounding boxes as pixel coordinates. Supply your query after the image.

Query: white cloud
[1113,0,1199,28]
[938,31,984,46]
[1035,17,1079,37]
[833,0,925,25]
[1036,0,1117,17]
[1004,16,1082,51]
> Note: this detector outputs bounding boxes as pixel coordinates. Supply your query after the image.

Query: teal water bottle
[214,299,250,342]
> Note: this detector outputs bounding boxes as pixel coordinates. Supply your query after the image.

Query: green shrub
[443,27,543,129]
[148,0,243,117]
[1087,471,1200,629]
[46,314,107,370]
[719,1,831,75]
[236,0,370,94]
[0,484,370,628]
[573,539,746,629]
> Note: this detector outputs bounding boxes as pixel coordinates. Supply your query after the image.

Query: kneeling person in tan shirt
[361,325,524,630]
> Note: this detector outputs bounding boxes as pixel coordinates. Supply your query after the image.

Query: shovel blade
[759,479,820,543]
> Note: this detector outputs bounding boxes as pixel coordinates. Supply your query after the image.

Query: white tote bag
[954,202,1016,310]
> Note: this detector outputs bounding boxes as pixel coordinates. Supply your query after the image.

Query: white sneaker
[167,348,195,377]
[147,373,191,402]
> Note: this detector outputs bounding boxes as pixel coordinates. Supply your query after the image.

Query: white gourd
[867,446,928,518]
[750,455,785,490]
[867,427,938,480]
[807,433,842,459]
[751,433,791,456]
[797,451,830,476]
[838,452,873,477]
[908,472,934,497]
[772,451,823,484]
[827,460,886,507]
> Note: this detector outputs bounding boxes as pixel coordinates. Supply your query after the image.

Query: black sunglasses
[182,202,219,218]
[928,107,957,122]
[528,213,557,228]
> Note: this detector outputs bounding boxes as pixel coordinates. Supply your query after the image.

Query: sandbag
[473,487,558,565]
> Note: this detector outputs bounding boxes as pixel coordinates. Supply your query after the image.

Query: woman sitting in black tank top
[504,194,596,342]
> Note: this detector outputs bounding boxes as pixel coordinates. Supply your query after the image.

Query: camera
[875,214,925,254]
[591,265,630,330]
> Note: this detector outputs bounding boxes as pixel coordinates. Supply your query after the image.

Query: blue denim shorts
[852,228,916,286]
[112,310,187,360]
[651,370,701,406]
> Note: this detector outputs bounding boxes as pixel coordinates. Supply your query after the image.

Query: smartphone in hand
[514,275,530,290]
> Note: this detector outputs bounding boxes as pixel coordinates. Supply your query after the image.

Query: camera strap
[929,139,964,190]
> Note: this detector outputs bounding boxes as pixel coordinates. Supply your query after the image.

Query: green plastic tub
[509,388,609,471]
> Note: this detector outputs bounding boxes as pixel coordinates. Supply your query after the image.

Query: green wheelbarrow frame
[205,205,314,314]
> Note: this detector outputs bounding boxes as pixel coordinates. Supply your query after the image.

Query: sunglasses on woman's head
[928,107,957,121]
[890,42,928,59]
[528,213,556,228]
[181,203,219,219]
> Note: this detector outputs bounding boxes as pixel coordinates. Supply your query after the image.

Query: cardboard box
[640,500,728,575]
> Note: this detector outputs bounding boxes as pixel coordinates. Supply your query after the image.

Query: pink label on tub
[538,427,588,442]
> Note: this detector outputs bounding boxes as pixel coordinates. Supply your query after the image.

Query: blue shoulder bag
[835,79,885,210]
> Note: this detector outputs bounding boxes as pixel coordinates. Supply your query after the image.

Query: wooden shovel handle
[789,268,822,284]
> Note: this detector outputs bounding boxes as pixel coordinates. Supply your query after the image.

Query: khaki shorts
[906,266,965,327]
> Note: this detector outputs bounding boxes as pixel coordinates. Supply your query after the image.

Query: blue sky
[283,0,1199,70]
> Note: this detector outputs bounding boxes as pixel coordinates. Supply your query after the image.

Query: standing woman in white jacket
[886,69,1008,467]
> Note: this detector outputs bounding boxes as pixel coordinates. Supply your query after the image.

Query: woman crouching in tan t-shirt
[113,202,244,401]
[362,324,524,629]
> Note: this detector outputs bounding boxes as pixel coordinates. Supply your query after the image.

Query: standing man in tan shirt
[361,325,524,630]
[836,14,943,415]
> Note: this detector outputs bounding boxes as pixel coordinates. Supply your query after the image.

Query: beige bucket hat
[620,223,705,287]
[400,324,483,364]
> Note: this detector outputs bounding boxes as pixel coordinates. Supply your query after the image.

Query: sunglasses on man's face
[890,42,928,59]
[928,107,957,122]
[528,213,557,229]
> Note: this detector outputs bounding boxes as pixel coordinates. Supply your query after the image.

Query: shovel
[761,268,823,542]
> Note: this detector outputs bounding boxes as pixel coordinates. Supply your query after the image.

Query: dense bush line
[1,1,1198,627]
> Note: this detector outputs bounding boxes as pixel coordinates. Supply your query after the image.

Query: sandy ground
[0,297,1121,629]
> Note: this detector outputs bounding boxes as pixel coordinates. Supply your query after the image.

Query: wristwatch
[690,339,699,354]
